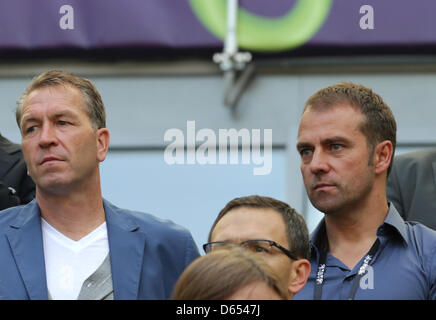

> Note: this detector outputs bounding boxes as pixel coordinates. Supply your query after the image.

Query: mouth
[313,183,335,191]
[39,156,63,165]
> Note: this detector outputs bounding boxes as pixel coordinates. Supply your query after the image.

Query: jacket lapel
[5,201,48,299]
[104,200,146,300]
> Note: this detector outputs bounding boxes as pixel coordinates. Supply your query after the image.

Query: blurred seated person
[172,246,289,300]
[0,133,35,210]
[387,149,436,230]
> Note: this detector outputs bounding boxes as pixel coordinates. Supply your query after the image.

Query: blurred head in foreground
[172,246,290,300]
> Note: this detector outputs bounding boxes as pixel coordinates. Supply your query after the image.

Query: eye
[244,242,271,254]
[24,125,37,135]
[252,245,269,253]
[58,120,69,126]
[331,144,343,151]
[26,126,35,133]
[299,148,313,158]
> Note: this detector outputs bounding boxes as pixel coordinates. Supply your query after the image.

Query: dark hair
[208,195,310,260]
[16,70,106,130]
[303,82,397,176]
[172,246,289,300]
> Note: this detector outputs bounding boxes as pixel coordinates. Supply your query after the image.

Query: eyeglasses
[202,239,298,261]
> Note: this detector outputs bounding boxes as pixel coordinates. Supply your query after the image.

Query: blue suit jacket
[0,199,200,300]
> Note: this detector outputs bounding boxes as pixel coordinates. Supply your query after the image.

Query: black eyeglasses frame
[202,239,299,261]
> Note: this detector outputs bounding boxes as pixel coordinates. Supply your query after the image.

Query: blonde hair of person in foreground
[172,246,290,300]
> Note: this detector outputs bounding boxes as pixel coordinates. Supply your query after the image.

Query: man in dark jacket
[387,149,436,230]
[0,134,35,210]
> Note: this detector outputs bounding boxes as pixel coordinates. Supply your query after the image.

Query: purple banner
[0,0,434,51]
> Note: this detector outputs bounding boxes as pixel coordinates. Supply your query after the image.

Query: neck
[323,183,388,269]
[36,175,106,241]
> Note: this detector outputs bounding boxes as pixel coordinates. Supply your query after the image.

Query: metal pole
[224,0,238,58]
[213,0,253,112]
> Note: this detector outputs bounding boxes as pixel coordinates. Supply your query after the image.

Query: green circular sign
[189,0,332,52]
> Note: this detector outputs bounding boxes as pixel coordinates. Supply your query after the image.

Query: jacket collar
[6,200,48,299]
[102,199,147,300]
[382,203,408,243]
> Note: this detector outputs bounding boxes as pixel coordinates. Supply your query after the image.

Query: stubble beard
[308,169,375,217]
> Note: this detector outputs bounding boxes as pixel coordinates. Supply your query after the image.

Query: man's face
[210,207,294,293]
[297,104,375,215]
[20,85,107,194]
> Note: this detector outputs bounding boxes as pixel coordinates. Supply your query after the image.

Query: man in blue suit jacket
[0,70,199,300]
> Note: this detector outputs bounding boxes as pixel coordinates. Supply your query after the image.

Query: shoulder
[403,222,436,266]
[104,199,196,245]
[0,203,28,222]
[0,201,35,233]
[389,150,436,188]
[0,135,22,155]
[128,209,191,238]
[394,149,436,167]
[405,220,436,239]
[104,200,200,268]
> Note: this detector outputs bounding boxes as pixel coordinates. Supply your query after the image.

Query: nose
[38,123,58,148]
[309,149,330,175]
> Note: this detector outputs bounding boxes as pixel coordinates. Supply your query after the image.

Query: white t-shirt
[41,218,109,300]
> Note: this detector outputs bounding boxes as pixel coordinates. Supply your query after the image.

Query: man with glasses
[295,82,436,299]
[203,195,311,299]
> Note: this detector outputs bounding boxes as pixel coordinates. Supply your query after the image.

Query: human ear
[373,140,393,175]
[96,128,110,162]
[288,258,311,296]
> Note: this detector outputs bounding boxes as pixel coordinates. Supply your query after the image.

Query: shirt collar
[382,202,408,244]
[310,202,409,251]
[310,219,327,254]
